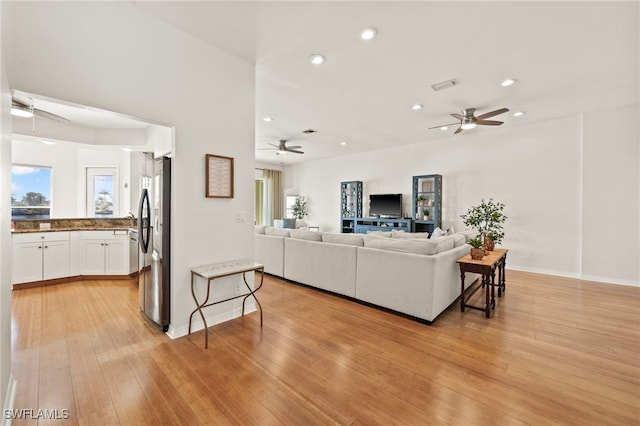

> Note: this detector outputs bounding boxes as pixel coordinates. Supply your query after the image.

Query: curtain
[254,180,264,225]
[264,169,283,225]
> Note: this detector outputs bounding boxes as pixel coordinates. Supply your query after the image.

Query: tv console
[353,217,412,234]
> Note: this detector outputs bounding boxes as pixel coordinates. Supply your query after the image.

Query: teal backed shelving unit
[354,217,412,234]
[412,174,442,234]
[340,181,362,233]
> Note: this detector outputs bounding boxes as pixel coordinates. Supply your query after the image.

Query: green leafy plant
[468,236,484,248]
[461,198,507,244]
[291,196,308,219]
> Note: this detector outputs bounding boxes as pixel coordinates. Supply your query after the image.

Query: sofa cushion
[391,230,430,239]
[290,229,323,241]
[451,233,466,247]
[265,227,291,237]
[322,233,364,246]
[435,235,455,253]
[364,235,438,255]
[366,230,392,238]
[255,224,268,234]
[459,229,477,242]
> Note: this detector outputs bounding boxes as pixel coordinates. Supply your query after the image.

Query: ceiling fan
[430,107,509,134]
[11,93,70,124]
[259,139,304,155]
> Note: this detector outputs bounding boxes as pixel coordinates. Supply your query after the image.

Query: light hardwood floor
[10,270,640,425]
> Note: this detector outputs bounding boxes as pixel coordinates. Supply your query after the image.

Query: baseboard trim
[167,303,257,340]
[12,274,134,290]
[508,266,639,287]
[2,374,17,426]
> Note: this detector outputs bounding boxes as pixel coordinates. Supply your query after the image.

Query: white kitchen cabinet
[12,232,70,284]
[80,230,129,275]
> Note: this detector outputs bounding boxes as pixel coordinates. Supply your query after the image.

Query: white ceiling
[14,2,639,164]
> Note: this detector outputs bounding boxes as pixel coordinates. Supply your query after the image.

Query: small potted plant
[468,236,485,260]
[417,195,426,207]
[461,198,507,251]
[423,209,430,221]
[292,196,308,220]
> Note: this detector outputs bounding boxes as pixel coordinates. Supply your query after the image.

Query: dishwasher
[129,228,139,275]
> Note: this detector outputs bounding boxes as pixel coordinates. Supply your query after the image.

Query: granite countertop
[12,227,131,234]
[12,218,135,234]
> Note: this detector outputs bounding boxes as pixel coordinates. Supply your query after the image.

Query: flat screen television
[369,193,402,218]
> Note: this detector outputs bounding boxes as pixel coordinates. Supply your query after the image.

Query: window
[11,165,52,219]
[86,167,119,217]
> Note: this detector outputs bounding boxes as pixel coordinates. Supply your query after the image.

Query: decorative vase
[483,232,495,251]
[470,248,485,260]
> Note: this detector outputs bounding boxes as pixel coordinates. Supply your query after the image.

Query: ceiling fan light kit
[430,106,509,134]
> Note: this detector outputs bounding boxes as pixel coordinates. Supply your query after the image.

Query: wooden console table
[188,259,264,348]
[456,248,508,318]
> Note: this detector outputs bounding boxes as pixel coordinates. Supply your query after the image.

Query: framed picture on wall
[205,154,234,198]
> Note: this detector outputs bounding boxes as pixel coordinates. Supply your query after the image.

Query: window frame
[11,163,53,219]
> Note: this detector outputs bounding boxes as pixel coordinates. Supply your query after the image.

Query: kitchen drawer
[13,231,70,243]
[80,230,128,240]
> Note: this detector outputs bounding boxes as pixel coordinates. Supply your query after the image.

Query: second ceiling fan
[430,107,509,134]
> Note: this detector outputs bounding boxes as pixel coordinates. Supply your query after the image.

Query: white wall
[285,108,640,286]
[4,2,255,337]
[11,140,133,218]
[0,2,14,411]
[582,104,639,284]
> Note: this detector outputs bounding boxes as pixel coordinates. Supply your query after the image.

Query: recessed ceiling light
[309,54,326,65]
[41,140,55,145]
[411,104,423,111]
[513,111,525,117]
[360,27,377,41]
[340,141,348,146]
[440,126,448,131]
[501,78,516,87]
[262,117,274,122]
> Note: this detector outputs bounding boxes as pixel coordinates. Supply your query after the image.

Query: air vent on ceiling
[431,78,457,92]
[302,129,317,134]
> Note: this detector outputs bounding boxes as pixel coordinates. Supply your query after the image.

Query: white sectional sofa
[254,226,479,323]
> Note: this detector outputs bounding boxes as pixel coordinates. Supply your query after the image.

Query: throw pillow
[435,236,455,253]
[430,227,447,239]
[255,224,268,234]
[282,218,297,229]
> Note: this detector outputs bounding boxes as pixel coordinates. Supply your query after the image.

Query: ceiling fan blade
[428,122,459,130]
[476,119,504,126]
[450,113,463,120]
[454,127,463,135]
[268,143,279,148]
[33,108,70,123]
[288,149,304,154]
[476,108,509,120]
[286,145,302,150]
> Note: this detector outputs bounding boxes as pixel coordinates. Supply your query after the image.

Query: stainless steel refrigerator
[138,154,171,332]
